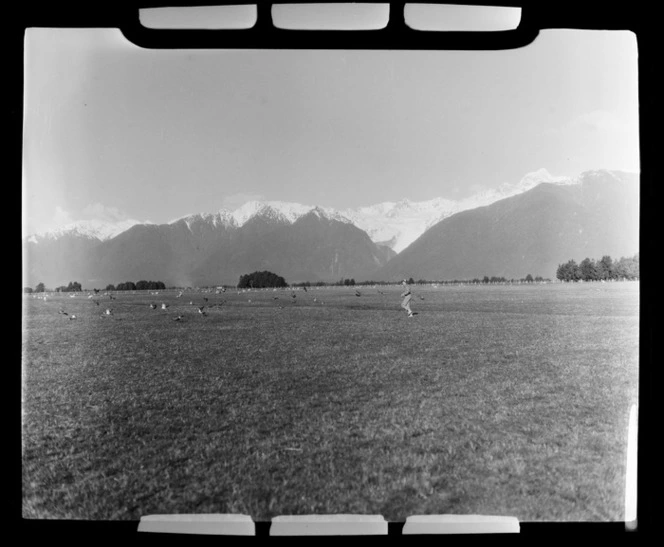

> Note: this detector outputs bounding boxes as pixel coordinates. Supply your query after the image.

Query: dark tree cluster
[55,281,82,292]
[113,280,166,291]
[556,254,639,282]
[238,271,288,289]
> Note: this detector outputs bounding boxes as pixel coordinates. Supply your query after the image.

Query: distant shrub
[238,271,288,289]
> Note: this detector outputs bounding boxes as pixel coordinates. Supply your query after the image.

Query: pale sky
[22,27,639,236]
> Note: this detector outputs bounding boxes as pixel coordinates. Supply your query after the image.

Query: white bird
[161,303,169,310]
[69,314,77,320]
[149,303,157,309]
[105,308,113,315]
[198,306,206,315]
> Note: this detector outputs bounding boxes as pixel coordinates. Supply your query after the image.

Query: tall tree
[579,258,598,281]
[597,255,614,280]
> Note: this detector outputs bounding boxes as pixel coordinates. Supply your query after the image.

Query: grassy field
[21,282,639,522]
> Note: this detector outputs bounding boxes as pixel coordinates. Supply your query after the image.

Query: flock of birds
[42,284,423,323]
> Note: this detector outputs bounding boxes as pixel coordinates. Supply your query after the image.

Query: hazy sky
[23,27,639,235]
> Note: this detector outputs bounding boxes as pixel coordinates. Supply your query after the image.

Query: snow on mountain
[170,210,238,230]
[229,201,304,226]
[420,169,580,246]
[27,219,144,243]
[339,197,458,253]
[27,169,602,253]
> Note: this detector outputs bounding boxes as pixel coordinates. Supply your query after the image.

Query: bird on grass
[104,308,113,316]
[69,314,77,320]
[149,303,157,309]
[173,314,184,321]
[419,295,425,301]
[189,301,194,305]
[198,306,207,316]
[161,303,169,310]
[303,286,308,292]
[58,309,68,315]
[355,290,361,297]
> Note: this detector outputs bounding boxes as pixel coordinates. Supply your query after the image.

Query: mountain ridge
[371,170,639,281]
[26,168,613,252]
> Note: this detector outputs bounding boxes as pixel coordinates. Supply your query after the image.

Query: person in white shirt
[400,279,414,317]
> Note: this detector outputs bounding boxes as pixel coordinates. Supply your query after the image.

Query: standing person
[401,279,414,317]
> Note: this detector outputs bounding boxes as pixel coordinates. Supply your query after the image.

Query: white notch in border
[272,3,390,30]
[625,403,637,530]
[270,514,388,535]
[403,515,520,534]
[139,5,257,30]
[404,4,521,32]
[137,514,255,535]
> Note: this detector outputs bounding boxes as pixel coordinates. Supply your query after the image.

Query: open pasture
[22,282,639,521]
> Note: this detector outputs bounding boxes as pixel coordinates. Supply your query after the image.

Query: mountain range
[23,169,639,288]
[375,170,639,281]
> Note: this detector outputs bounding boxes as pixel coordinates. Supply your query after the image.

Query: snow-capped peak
[517,168,572,189]
[26,219,142,243]
[304,206,353,224]
[169,210,237,230]
[27,169,626,255]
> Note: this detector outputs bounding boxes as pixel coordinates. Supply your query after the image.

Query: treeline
[107,280,167,291]
[292,275,550,287]
[55,281,82,292]
[354,275,549,286]
[238,271,288,289]
[556,254,639,282]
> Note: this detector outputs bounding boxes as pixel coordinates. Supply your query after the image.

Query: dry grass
[22,282,639,521]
